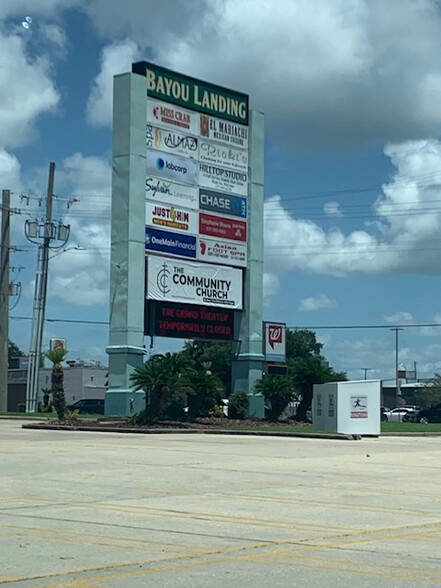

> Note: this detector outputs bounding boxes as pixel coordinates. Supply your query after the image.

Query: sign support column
[106,73,146,417]
[231,110,265,416]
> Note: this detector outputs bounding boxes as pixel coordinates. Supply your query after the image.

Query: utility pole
[361,368,371,380]
[25,163,70,412]
[0,190,11,412]
[390,327,403,410]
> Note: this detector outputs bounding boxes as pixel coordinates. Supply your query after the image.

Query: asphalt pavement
[0,420,440,587]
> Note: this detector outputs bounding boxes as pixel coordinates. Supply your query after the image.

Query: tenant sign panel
[199,139,248,172]
[199,188,247,219]
[197,237,247,267]
[146,255,243,310]
[146,150,198,186]
[199,162,248,196]
[199,212,247,242]
[146,124,199,159]
[146,177,199,210]
[200,114,249,149]
[146,201,198,234]
[145,227,197,259]
[146,98,200,135]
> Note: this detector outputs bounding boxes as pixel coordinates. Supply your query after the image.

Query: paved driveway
[0,420,440,587]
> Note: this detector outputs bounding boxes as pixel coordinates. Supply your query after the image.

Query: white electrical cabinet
[312,380,381,436]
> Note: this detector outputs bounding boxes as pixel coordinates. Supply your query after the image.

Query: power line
[287,323,441,330]
[11,316,108,325]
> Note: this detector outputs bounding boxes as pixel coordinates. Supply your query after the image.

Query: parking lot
[0,420,441,587]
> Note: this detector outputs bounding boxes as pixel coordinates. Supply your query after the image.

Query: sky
[3,0,441,382]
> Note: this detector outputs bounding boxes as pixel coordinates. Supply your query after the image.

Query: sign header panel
[146,255,243,309]
[146,177,198,210]
[134,61,249,125]
[146,201,198,234]
[199,188,247,218]
[199,163,248,196]
[199,212,247,242]
[146,150,198,186]
[200,115,249,149]
[146,227,197,259]
[264,322,286,362]
[199,139,248,172]
[145,301,235,341]
[147,124,198,159]
[197,236,247,267]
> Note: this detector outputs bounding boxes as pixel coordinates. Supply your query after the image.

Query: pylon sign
[132,61,250,340]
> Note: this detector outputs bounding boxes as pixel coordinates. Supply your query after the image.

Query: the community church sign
[133,62,249,125]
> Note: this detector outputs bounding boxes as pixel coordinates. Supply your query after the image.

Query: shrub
[228,390,248,419]
[161,390,187,421]
[209,404,226,419]
[254,376,296,421]
[17,403,26,413]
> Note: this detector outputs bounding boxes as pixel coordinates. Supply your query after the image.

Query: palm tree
[44,348,68,421]
[130,353,194,421]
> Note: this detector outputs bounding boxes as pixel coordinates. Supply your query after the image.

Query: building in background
[7,360,107,411]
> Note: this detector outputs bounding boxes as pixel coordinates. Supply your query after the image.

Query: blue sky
[3,0,441,381]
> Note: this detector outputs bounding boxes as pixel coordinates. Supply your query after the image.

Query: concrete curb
[21,422,352,440]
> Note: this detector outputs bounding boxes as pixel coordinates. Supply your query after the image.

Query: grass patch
[0,412,100,419]
[381,422,441,433]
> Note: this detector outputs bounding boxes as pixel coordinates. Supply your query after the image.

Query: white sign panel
[146,255,243,310]
[200,114,249,149]
[264,322,286,362]
[199,140,248,172]
[350,396,368,419]
[146,201,198,235]
[199,163,248,196]
[146,177,198,210]
[197,237,247,267]
[146,124,198,159]
[147,98,199,135]
[147,150,198,186]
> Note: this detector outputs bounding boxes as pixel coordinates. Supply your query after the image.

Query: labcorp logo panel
[146,150,198,186]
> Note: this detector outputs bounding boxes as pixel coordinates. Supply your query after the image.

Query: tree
[286,330,346,421]
[44,348,68,421]
[8,340,24,359]
[254,375,296,421]
[180,340,232,395]
[413,375,441,408]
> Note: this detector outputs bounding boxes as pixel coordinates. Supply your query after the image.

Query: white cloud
[0,31,59,148]
[264,139,441,282]
[383,312,414,324]
[154,0,441,147]
[87,40,141,127]
[0,150,22,191]
[324,202,342,217]
[299,294,336,312]
[47,153,111,307]
[263,272,279,306]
